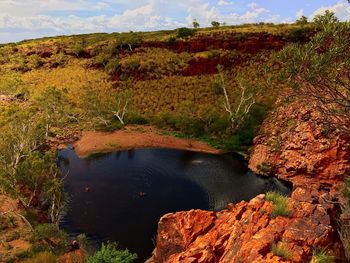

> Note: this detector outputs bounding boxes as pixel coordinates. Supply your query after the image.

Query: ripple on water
[58,148,291,262]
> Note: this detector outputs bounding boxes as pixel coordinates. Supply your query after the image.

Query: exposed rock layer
[249,101,350,186]
[148,101,349,262]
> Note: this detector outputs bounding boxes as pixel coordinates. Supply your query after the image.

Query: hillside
[0,19,349,263]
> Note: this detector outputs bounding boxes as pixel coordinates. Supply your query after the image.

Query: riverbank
[74,125,223,158]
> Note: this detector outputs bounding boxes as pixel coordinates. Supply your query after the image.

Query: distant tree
[176,27,195,38]
[192,19,200,29]
[34,87,70,138]
[117,33,142,52]
[296,15,308,26]
[111,90,131,125]
[211,21,221,27]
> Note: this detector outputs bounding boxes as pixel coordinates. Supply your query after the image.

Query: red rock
[147,193,342,262]
[148,100,348,263]
[249,101,350,185]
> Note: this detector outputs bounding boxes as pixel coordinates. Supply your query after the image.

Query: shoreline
[73,125,223,158]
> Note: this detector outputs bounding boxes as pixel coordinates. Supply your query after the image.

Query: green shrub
[176,27,195,38]
[126,114,150,125]
[266,192,292,218]
[286,27,309,42]
[271,242,292,260]
[95,119,123,132]
[22,252,57,263]
[257,162,271,174]
[311,248,334,263]
[87,243,137,263]
[105,58,120,74]
[32,224,68,252]
[168,37,177,44]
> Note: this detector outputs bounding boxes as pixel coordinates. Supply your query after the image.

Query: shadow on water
[58,148,291,262]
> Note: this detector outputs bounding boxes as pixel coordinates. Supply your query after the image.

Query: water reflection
[59,148,290,262]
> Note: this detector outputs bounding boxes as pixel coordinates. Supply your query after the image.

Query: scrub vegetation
[0,12,349,262]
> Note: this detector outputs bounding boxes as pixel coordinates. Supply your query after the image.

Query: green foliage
[266,192,292,218]
[176,27,195,38]
[22,251,58,263]
[120,48,191,79]
[27,54,44,69]
[32,224,68,253]
[71,39,87,57]
[285,27,309,42]
[34,86,71,138]
[77,234,92,254]
[125,113,150,125]
[211,21,221,27]
[87,243,137,263]
[311,248,334,263]
[313,10,339,30]
[154,112,205,137]
[296,15,308,26]
[271,242,292,260]
[277,13,350,132]
[116,33,142,52]
[193,19,200,29]
[0,72,27,96]
[105,58,120,74]
[257,162,271,174]
[33,224,67,242]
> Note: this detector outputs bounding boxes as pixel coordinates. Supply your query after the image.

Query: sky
[0,0,350,43]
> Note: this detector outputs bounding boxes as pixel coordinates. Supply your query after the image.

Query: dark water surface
[58,148,290,262]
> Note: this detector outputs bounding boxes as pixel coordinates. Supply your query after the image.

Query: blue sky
[0,0,349,43]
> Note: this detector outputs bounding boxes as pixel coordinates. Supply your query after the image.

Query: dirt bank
[74,125,222,157]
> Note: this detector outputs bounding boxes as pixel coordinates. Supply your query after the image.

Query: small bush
[95,120,123,132]
[271,242,292,260]
[257,162,271,174]
[32,224,68,253]
[33,224,67,241]
[22,252,57,263]
[311,248,334,263]
[266,192,292,218]
[176,27,195,38]
[105,58,120,74]
[87,243,137,263]
[126,114,150,125]
[286,27,309,42]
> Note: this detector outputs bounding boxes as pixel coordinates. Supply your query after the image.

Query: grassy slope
[0,23,311,150]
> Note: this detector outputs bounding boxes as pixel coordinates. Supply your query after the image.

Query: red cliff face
[141,33,289,54]
[147,190,343,263]
[148,100,349,262]
[248,100,350,186]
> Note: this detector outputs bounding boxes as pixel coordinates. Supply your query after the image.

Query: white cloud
[218,0,232,6]
[296,9,304,19]
[311,1,350,20]
[2,0,348,43]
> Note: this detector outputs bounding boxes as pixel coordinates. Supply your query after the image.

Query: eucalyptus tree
[276,11,350,132]
[216,65,259,132]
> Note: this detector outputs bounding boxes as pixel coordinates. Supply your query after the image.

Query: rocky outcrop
[147,189,343,262]
[0,195,32,262]
[142,33,295,54]
[249,101,350,186]
[148,100,349,262]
